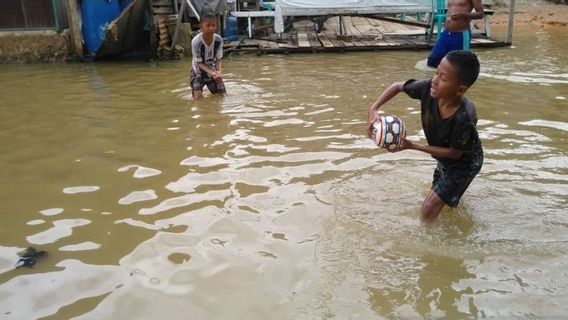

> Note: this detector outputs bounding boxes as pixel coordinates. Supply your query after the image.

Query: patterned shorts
[190,70,226,94]
[432,149,483,207]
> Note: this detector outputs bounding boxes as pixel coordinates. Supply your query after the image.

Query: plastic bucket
[224,15,239,41]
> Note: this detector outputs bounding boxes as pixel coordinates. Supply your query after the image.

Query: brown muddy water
[0,26,567,319]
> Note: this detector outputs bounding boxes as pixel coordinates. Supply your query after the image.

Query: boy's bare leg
[193,90,203,100]
[421,190,446,221]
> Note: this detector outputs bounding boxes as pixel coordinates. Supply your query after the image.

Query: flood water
[1,25,567,319]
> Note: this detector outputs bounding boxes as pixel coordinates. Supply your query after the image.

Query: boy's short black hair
[445,50,480,88]
[200,3,216,21]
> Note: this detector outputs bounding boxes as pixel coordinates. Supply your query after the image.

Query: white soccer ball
[370,114,406,150]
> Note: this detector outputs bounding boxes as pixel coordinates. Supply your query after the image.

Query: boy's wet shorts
[190,70,226,94]
[427,29,471,68]
[432,149,483,208]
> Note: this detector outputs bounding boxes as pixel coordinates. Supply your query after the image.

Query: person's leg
[204,78,226,96]
[192,90,204,100]
[190,71,205,100]
[213,78,226,95]
[427,30,449,68]
[427,153,483,220]
[446,30,466,52]
[421,190,446,221]
[428,30,471,67]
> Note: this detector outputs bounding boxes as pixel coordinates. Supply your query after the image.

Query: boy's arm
[451,0,484,21]
[216,59,222,75]
[197,62,215,77]
[470,0,484,20]
[367,82,405,137]
[398,140,464,160]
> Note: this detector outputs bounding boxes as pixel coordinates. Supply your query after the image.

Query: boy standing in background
[190,3,226,100]
[427,0,484,68]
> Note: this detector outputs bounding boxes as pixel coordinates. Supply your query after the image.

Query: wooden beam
[507,0,516,44]
[65,0,84,58]
[317,33,334,48]
[147,0,157,57]
[362,15,429,29]
[297,32,311,47]
[170,0,186,49]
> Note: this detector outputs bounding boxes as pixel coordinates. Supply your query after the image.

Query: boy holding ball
[367,50,483,221]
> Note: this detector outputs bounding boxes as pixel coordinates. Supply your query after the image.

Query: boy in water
[367,50,483,221]
[190,4,226,100]
[427,0,484,68]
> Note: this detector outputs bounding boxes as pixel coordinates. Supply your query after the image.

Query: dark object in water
[16,247,48,269]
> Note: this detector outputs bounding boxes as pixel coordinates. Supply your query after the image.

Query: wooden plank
[352,17,372,36]
[317,33,335,48]
[153,7,174,14]
[375,40,392,47]
[65,0,83,58]
[258,40,280,49]
[152,0,171,6]
[325,16,341,35]
[297,32,311,48]
[471,38,495,44]
[339,36,354,47]
[342,16,361,37]
[352,39,367,47]
[361,39,378,47]
[324,31,345,48]
[310,34,322,48]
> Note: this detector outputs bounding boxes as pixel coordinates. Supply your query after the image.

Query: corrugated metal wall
[0,0,69,30]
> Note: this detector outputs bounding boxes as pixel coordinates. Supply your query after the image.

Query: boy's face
[200,18,217,35]
[430,57,467,99]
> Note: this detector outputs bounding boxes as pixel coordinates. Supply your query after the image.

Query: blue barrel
[81,0,121,55]
[224,15,239,41]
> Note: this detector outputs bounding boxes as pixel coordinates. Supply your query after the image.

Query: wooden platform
[225,16,509,55]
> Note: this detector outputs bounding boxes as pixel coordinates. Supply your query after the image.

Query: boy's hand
[449,12,469,22]
[388,138,412,153]
[211,71,223,81]
[367,108,380,139]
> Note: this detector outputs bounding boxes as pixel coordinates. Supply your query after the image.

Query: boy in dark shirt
[367,50,483,221]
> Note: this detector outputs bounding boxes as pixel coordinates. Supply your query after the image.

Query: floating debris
[15,247,48,269]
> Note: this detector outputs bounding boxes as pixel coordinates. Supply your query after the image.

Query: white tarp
[276,0,432,9]
[273,0,435,33]
[275,0,434,14]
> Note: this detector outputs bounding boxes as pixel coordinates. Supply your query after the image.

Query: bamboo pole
[65,0,84,58]
[507,0,516,44]
[171,0,199,49]
[170,0,187,49]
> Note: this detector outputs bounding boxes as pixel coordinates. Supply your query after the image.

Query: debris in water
[15,247,47,269]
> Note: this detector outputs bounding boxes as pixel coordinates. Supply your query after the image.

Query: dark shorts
[432,149,483,207]
[427,29,471,68]
[190,70,226,95]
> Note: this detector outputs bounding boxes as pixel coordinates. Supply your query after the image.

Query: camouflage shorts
[432,149,483,207]
[190,70,226,94]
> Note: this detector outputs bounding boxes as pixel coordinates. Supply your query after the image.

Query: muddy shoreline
[490,2,568,27]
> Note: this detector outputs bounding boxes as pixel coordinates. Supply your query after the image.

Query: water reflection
[0,25,567,319]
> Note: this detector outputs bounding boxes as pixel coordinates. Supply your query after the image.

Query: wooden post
[65,0,84,58]
[170,0,187,49]
[507,0,516,44]
[147,0,157,57]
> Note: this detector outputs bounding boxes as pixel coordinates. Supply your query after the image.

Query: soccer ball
[370,115,406,150]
